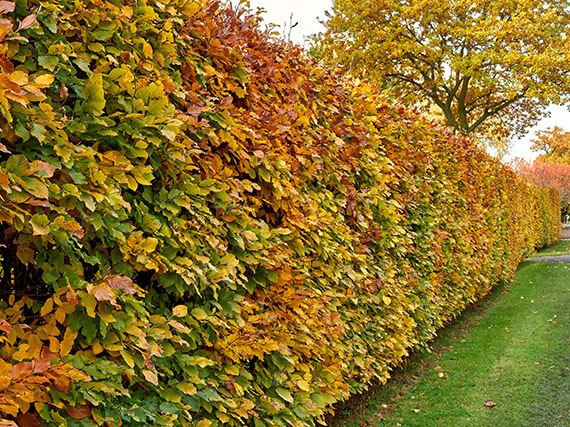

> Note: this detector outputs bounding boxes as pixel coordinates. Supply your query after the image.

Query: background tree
[531,126,570,164]
[315,0,570,153]
[511,157,570,214]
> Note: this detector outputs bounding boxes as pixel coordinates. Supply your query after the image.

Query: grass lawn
[532,239,570,257]
[328,261,570,426]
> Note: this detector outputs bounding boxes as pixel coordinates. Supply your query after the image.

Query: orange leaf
[10,361,33,379]
[52,374,71,393]
[0,319,11,333]
[0,20,12,42]
[143,369,159,386]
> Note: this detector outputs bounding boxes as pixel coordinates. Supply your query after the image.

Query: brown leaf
[16,413,40,427]
[220,96,233,107]
[87,282,115,303]
[17,13,36,31]
[60,83,68,100]
[484,401,496,407]
[31,160,56,178]
[107,275,136,295]
[66,405,92,419]
[32,358,50,374]
[0,2,15,14]
[66,290,80,306]
[28,199,51,207]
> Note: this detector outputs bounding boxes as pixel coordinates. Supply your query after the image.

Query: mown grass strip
[531,239,570,257]
[329,260,570,426]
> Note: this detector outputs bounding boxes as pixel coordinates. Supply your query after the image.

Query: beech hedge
[0,0,560,426]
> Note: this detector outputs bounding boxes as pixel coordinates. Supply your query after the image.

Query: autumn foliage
[511,157,570,214]
[0,1,561,426]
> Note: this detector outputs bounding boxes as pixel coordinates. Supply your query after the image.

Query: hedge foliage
[0,0,561,426]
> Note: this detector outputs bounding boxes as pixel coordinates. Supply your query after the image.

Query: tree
[315,0,570,151]
[511,157,570,213]
[530,126,570,164]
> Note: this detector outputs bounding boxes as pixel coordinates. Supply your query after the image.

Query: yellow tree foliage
[531,126,570,164]
[314,0,570,151]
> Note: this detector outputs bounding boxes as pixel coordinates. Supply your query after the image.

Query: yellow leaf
[92,341,104,355]
[196,420,211,427]
[34,74,55,87]
[382,295,392,305]
[188,356,215,368]
[225,365,240,376]
[142,41,153,58]
[55,307,66,324]
[60,328,78,356]
[177,382,197,395]
[173,305,188,317]
[217,413,230,423]
[48,337,60,354]
[297,378,311,392]
[40,298,54,316]
[120,350,135,369]
[81,293,97,318]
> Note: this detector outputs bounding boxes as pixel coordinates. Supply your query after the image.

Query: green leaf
[38,55,59,71]
[191,307,208,320]
[276,387,294,403]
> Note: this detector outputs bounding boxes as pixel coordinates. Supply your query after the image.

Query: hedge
[0,1,560,426]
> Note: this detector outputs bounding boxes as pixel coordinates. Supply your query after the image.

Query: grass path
[530,239,570,257]
[329,258,570,426]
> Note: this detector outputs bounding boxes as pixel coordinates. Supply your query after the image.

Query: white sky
[239,0,331,46]
[230,0,570,161]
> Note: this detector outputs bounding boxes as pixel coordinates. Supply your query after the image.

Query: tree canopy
[531,126,570,164]
[315,0,570,151]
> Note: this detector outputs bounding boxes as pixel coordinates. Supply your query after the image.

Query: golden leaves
[0,1,562,426]
[172,305,187,317]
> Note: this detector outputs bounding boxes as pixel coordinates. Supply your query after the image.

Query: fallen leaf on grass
[438,372,448,378]
[520,340,527,343]
[484,401,496,407]
[534,362,542,365]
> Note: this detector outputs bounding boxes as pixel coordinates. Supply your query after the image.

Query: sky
[230,0,570,162]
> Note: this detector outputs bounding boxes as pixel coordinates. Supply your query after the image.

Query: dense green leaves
[0,0,561,426]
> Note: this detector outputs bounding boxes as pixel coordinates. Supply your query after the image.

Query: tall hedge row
[0,1,560,426]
